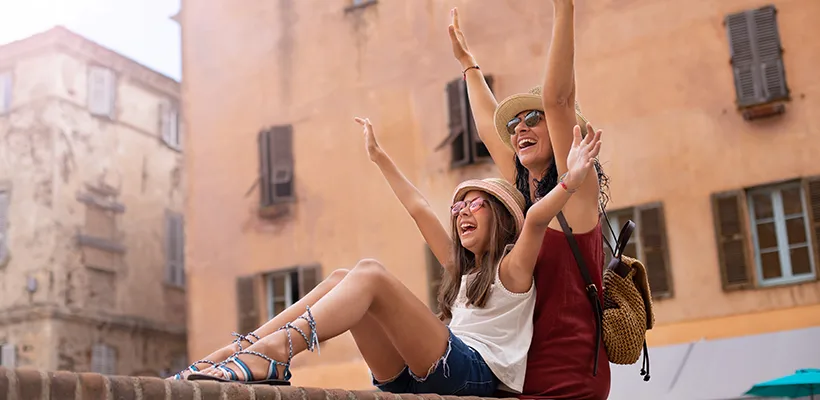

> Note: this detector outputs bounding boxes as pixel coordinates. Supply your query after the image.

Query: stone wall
[0,367,507,400]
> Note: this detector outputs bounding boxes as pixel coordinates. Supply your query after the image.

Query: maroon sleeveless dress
[518,221,611,400]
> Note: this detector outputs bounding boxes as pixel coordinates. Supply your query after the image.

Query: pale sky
[0,0,182,81]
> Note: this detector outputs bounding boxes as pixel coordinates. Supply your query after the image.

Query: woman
[449,1,611,399]
[185,117,601,396]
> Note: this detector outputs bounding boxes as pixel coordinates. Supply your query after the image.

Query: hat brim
[494,94,591,151]
[452,179,525,236]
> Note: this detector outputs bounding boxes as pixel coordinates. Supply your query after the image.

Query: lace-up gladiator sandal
[171,331,261,380]
[188,306,319,385]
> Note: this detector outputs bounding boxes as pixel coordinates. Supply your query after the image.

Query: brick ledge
[0,367,510,400]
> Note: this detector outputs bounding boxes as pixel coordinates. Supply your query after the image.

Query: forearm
[526,182,574,229]
[542,0,576,109]
[372,150,429,216]
[463,65,517,182]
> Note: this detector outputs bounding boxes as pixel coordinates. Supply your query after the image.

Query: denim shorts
[372,329,499,396]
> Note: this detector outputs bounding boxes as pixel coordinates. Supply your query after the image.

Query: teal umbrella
[745,369,820,399]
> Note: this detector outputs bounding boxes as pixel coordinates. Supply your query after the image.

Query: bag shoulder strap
[556,211,603,376]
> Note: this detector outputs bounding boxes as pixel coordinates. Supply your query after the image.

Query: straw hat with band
[493,86,590,151]
[452,178,526,236]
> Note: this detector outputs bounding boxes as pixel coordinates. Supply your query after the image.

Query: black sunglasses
[506,110,543,135]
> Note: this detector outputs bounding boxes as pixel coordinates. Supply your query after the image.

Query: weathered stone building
[0,27,187,377]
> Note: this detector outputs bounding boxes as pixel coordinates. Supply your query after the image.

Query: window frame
[747,182,817,286]
[265,270,297,321]
[87,65,117,119]
[165,211,185,287]
[442,77,493,169]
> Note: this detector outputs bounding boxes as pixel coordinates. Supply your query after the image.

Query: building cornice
[0,304,186,337]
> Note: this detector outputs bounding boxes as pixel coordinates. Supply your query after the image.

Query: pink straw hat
[451,178,526,235]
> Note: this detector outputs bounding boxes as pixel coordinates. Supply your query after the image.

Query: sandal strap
[220,350,290,382]
[231,332,260,351]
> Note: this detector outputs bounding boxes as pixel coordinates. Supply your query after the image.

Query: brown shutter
[174,214,185,286]
[236,275,260,334]
[164,212,175,283]
[270,125,294,202]
[637,204,672,298]
[0,191,8,262]
[159,102,170,145]
[712,190,752,289]
[753,6,788,102]
[726,11,758,106]
[426,245,443,313]
[258,130,273,207]
[725,6,788,108]
[805,176,820,276]
[446,79,470,167]
[298,265,322,299]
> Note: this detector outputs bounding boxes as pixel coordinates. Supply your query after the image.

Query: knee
[326,268,350,285]
[352,258,389,281]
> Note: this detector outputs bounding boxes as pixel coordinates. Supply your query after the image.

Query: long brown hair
[437,195,518,320]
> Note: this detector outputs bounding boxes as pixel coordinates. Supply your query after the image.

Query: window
[426,245,444,313]
[88,66,116,118]
[604,204,673,298]
[0,189,9,264]
[712,177,820,289]
[748,183,816,285]
[165,212,185,287]
[725,5,789,114]
[91,343,116,375]
[236,265,321,334]
[438,76,493,168]
[0,71,12,114]
[258,125,294,207]
[160,101,181,150]
[1,343,16,368]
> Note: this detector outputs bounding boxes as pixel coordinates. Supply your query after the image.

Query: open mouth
[518,138,537,151]
[460,222,476,235]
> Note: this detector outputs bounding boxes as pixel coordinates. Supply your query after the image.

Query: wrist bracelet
[462,65,480,80]
[559,172,577,193]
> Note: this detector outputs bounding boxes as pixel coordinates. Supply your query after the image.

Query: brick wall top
[0,367,512,400]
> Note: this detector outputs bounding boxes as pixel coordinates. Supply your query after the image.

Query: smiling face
[507,110,553,173]
[451,190,495,257]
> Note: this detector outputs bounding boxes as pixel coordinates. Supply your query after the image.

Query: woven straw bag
[557,212,656,382]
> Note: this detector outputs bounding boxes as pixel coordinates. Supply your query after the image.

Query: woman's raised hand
[448,8,476,68]
[354,117,382,162]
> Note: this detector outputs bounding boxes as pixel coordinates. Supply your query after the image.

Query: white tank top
[447,245,536,393]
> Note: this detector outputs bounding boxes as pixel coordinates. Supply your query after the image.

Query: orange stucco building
[179,0,820,398]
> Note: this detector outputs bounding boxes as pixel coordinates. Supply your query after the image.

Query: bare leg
[181,268,405,381]
[202,259,449,381]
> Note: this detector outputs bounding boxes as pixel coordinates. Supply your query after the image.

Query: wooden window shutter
[159,102,179,148]
[469,75,493,161]
[165,213,184,286]
[712,190,752,289]
[297,265,322,299]
[0,72,11,113]
[236,275,260,334]
[446,79,470,167]
[1,343,16,368]
[0,190,8,263]
[258,130,273,207]
[805,176,820,275]
[637,204,672,297]
[270,126,294,202]
[753,6,788,103]
[88,66,115,117]
[726,6,788,108]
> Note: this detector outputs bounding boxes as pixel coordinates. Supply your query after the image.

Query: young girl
[187,117,601,396]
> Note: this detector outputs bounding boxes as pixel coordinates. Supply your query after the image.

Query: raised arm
[541,0,600,231]
[355,117,454,271]
[499,125,602,292]
[449,8,516,182]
